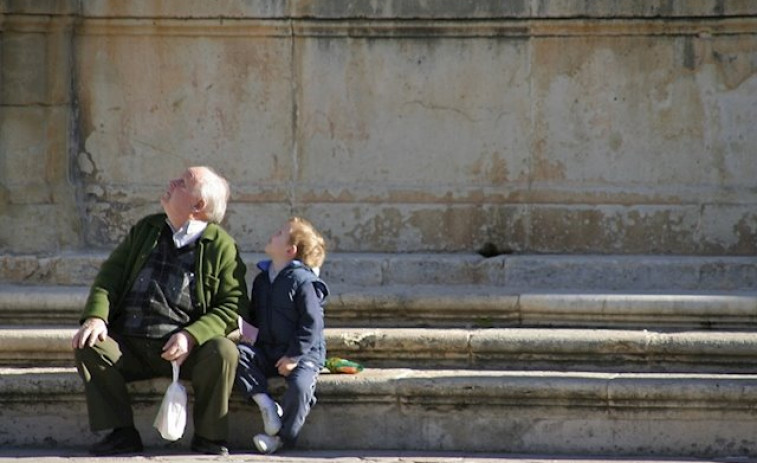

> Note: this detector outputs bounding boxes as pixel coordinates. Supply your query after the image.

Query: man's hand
[72,317,108,349]
[276,356,298,377]
[161,330,196,366]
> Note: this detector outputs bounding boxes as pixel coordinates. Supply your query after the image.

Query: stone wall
[1,1,756,254]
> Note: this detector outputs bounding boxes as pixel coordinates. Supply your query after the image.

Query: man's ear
[190,199,207,221]
[193,199,206,212]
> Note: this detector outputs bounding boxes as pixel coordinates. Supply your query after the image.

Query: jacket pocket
[203,274,220,307]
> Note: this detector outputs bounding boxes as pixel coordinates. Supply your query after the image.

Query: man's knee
[197,337,238,366]
[73,344,90,363]
[74,340,113,367]
[73,345,94,379]
[73,340,122,383]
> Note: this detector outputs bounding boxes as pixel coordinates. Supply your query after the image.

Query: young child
[235,217,328,454]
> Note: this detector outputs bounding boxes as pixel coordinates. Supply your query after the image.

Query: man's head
[161,166,230,228]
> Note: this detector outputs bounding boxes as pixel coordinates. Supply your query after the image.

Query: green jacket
[81,213,249,345]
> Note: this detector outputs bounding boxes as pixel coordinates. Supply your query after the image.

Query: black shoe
[191,434,229,456]
[89,427,143,456]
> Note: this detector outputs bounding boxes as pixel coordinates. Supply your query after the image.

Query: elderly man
[72,166,248,456]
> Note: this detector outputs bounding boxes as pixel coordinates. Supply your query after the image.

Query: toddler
[235,217,328,454]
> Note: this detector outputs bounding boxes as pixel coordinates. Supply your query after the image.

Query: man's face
[161,168,203,226]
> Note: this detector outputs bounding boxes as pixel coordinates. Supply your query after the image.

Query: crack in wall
[288,18,298,216]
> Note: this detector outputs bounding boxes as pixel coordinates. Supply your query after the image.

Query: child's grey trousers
[235,343,320,446]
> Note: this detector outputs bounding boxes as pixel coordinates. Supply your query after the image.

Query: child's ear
[287,244,298,259]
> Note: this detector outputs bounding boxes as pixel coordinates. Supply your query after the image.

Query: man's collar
[167,218,208,249]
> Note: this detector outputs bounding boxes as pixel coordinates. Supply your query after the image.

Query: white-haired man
[73,166,248,456]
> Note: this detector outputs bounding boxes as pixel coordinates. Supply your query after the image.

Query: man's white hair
[195,166,230,224]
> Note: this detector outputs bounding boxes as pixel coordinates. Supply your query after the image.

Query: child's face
[265,222,294,260]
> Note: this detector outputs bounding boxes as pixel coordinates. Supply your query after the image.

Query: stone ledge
[4,327,757,373]
[3,367,757,411]
[1,367,757,455]
[4,1,753,20]
[60,17,757,39]
[4,252,757,290]
[2,283,757,329]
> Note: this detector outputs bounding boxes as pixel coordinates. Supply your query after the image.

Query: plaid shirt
[112,226,199,338]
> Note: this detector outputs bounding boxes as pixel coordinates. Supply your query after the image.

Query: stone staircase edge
[3,252,757,289]
[5,326,757,372]
[3,366,757,406]
[3,282,757,305]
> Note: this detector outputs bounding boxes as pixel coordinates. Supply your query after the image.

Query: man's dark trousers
[74,334,238,441]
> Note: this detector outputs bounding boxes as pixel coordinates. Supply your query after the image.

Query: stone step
[3,252,757,290]
[335,286,757,329]
[2,283,757,330]
[1,366,755,456]
[4,326,757,373]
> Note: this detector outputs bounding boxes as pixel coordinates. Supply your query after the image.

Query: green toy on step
[325,357,364,374]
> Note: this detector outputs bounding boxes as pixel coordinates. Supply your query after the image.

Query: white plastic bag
[153,360,187,441]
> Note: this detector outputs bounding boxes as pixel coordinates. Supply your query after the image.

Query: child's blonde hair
[288,217,327,269]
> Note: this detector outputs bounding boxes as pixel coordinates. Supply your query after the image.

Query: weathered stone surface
[1,32,49,104]
[1,106,71,200]
[2,367,757,455]
[0,1,78,16]
[0,205,80,254]
[17,0,751,20]
[2,18,73,104]
[72,25,295,247]
[7,326,757,371]
[78,1,290,19]
[6,252,757,290]
[0,115,80,253]
[536,0,756,18]
[1,3,756,254]
[4,279,757,330]
[0,12,78,254]
[530,34,757,193]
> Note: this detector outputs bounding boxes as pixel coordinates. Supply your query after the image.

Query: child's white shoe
[253,433,282,454]
[253,394,282,436]
[259,401,282,436]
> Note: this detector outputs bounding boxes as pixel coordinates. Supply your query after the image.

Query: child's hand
[238,317,258,345]
[275,356,298,377]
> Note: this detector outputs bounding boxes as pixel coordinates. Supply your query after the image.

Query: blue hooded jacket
[246,259,328,365]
